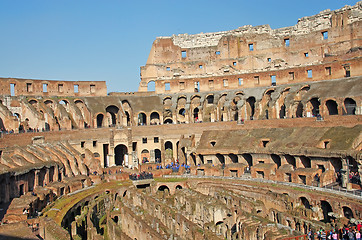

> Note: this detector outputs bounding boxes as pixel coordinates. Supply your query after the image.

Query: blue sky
[0,0,359,93]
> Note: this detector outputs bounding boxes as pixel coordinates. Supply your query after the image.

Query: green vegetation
[154,177,187,182]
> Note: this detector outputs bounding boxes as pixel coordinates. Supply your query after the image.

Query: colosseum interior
[0,2,361,240]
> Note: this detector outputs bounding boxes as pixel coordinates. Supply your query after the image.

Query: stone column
[34,170,40,187]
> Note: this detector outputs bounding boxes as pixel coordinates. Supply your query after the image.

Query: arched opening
[330,157,342,173]
[342,206,354,219]
[141,149,150,163]
[285,155,296,168]
[175,185,183,190]
[300,156,311,168]
[344,98,356,115]
[150,112,160,125]
[271,154,281,168]
[0,117,6,131]
[206,95,214,104]
[242,153,253,167]
[114,144,128,166]
[296,102,303,118]
[106,105,119,127]
[125,111,131,126]
[96,114,104,128]
[165,141,173,161]
[138,112,147,126]
[216,154,225,165]
[320,200,333,223]
[229,154,238,163]
[326,100,338,115]
[147,81,155,92]
[163,118,173,124]
[246,97,256,120]
[279,104,286,119]
[300,197,311,209]
[193,108,199,122]
[163,97,172,107]
[158,185,170,192]
[309,98,320,117]
[155,149,161,163]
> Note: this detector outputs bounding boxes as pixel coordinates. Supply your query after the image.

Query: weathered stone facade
[0,2,361,240]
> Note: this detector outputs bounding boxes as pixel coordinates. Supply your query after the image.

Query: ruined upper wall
[169,2,362,49]
[139,2,362,93]
[0,77,107,97]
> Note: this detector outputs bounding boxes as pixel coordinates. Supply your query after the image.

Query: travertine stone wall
[139,2,362,93]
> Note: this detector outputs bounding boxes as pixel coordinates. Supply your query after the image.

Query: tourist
[356,231,361,240]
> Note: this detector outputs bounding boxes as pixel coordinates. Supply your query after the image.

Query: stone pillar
[150,150,155,163]
[54,166,59,182]
[44,168,50,185]
[34,170,39,187]
[340,158,349,189]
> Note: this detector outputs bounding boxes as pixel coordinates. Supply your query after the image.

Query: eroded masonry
[0,2,361,240]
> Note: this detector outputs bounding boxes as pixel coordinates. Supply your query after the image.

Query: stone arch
[285,154,296,168]
[0,117,5,131]
[296,102,304,118]
[231,96,241,121]
[122,100,133,126]
[163,96,172,107]
[28,99,38,106]
[193,108,199,122]
[147,80,155,91]
[271,154,281,168]
[246,97,256,120]
[141,149,150,163]
[300,156,311,168]
[206,94,214,104]
[342,206,354,219]
[241,153,253,166]
[165,141,173,161]
[175,185,183,190]
[96,113,104,128]
[155,149,161,163]
[163,118,173,124]
[150,111,160,125]
[177,95,187,107]
[106,105,119,126]
[229,154,238,163]
[158,185,170,193]
[299,196,311,209]
[343,98,356,115]
[320,200,333,223]
[216,154,225,165]
[325,99,338,115]
[114,144,128,166]
[138,112,147,125]
[308,97,320,117]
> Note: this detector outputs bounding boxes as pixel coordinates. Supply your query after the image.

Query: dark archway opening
[342,206,354,219]
[321,200,333,223]
[242,153,253,167]
[271,154,281,168]
[300,197,311,209]
[344,98,356,115]
[246,97,256,120]
[279,104,286,119]
[326,100,338,115]
[138,113,147,125]
[114,144,128,166]
[96,114,104,128]
[296,102,303,118]
[310,98,320,116]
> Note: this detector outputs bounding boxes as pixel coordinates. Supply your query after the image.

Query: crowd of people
[129,171,153,181]
[159,162,191,173]
[307,222,362,240]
